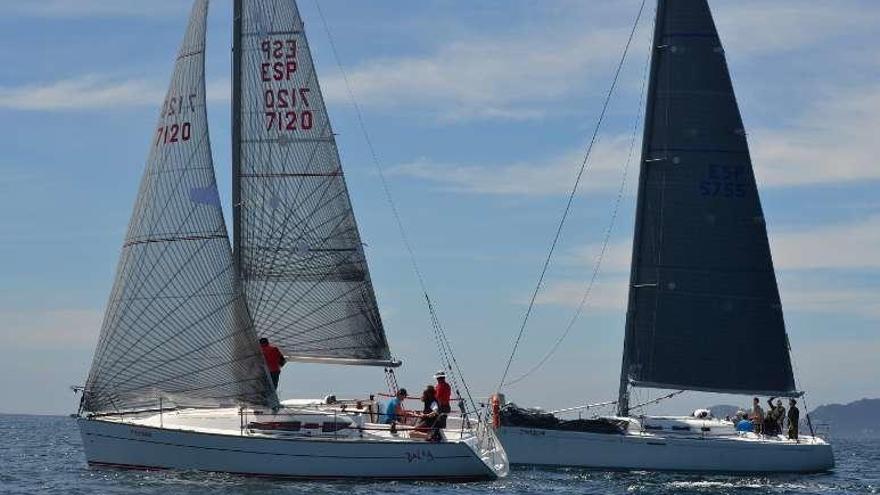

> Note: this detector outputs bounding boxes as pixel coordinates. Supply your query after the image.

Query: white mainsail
[234,0,393,364]
[83,0,276,413]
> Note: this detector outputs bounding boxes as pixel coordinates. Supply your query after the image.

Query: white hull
[498,420,834,473]
[79,408,506,480]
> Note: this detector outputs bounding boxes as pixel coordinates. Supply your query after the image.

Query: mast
[618,0,664,417]
[232,0,243,275]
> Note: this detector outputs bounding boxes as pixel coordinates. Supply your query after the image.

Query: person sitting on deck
[259,337,285,390]
[409,385,441,442]
[383,388,408,424]
[750,397,764,434]
[735,417,754,433]
[787,398,800,441]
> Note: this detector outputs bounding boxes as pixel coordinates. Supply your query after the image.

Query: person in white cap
[434,370,451,428]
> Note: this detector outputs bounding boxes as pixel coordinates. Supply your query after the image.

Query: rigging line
[629,390,684,411]
[497,0,648,391]
[312,0,428,296]
[504,12,653,388]
[313,1,480,412]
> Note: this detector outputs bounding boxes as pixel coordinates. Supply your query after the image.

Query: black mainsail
[232,0,394,365]
[618,0,796,414]
[83,0,276,413]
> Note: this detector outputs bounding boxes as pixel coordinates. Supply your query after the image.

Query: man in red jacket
[434,370,451,428]
[259,338,286,389]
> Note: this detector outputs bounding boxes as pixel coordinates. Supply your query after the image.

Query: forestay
[234,0,393,364]
[83,0,276,413]
[619,0,797,399]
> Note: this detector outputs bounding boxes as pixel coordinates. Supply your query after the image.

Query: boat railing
[811,421,832,442]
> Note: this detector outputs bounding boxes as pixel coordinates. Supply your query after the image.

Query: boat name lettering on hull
[129,428,153,438]
[405,449,436,463]
[521,428,547,436]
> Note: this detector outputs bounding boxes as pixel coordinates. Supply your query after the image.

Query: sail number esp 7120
[155,94,196,146]
[260,38,314,132]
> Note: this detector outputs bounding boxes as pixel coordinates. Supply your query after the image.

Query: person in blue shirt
[383,388,408,424]
[736,417,754,433]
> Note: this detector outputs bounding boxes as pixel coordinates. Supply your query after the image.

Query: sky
[0,0,878,416]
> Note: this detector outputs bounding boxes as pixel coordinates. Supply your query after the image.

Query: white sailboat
[495,0,833,473]
[76,0,507,480]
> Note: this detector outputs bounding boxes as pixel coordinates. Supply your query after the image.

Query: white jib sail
[83,0,276,414]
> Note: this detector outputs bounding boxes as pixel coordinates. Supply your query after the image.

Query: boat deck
[89,406,480,445]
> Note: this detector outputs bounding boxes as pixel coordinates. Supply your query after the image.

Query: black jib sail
[618,0,797,412]
[232,0,394,365]
[83,0,277,414]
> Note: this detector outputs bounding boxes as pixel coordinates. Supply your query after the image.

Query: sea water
[1,414,877,494]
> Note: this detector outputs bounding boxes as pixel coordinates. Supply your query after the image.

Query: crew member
[773,398,786,435]
[410,385,441,441]
[259,337,285,389]
[750,397,764,435]
[383,388,408,424]
[787,398,800,440]
[434,370,452,429]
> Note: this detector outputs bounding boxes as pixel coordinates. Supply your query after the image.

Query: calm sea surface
[1,414,877,494]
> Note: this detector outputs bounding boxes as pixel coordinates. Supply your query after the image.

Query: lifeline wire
[498,0,648,391]
[313,1,480,413]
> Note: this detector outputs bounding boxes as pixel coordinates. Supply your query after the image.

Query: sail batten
[234,0,392,364]
[619,0,797,410]
[83,0,276,414]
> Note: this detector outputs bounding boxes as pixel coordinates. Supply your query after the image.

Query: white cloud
[714,1,880,58]
[566,239,631,273]
[782,288,880,320]
[536,273,880,320]
[390,133,638,196]
[750,86,880,187]
[3,0,188,18]
[534,276,628,312]
[771,215,880,270]
[0,75,163,111]
[567,214,880,274]
[389,76,878,192]
[0,309,102,349]
[317,0,878,123]
[0,75,231,111]
[542,215,880,318]
[206,78,231,104]
[321,27,630,121]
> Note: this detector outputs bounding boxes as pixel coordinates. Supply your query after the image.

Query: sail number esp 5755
[260,38,314,132]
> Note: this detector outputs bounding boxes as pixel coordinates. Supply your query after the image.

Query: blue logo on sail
[189,184,221,208]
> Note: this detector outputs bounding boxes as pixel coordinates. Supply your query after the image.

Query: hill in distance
[809,398,880,438]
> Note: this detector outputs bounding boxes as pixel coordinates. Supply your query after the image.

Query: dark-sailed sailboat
[495,0,833,472]
[76,0,507,479]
